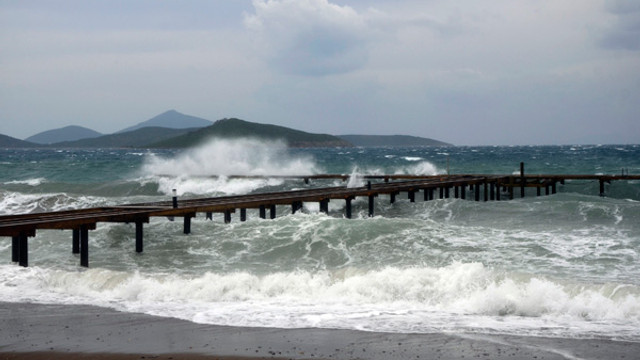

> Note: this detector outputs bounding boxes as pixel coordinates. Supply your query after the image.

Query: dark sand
[1,302,638,359]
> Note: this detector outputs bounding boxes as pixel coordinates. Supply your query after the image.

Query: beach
[1,301,638,360]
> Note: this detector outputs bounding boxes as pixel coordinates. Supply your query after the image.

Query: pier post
[461,185,466,200]
[368,195,375,217]
[390,192,396,204]
[292,201,303,214]
[224,210,232,224]
[476,183,481,201]
[552,181,557,194]
[496,182,501,201]
[409,190,415,203]
[490,182,495,201]
[509,177,515,200]
[520,162,525,198]
[445,186,450,198]
[537,186,541,197]
[270,204,276,219]
[206,212,212,220]
[72,228,80,254]
[454,186,459,199]
[135,221,143,253]
[240,208,247,222]
[319,199,329,214]
[259,205,266,219]
[172,189,178,208]
[483,182,488,202]
[12,236,19,262]
[599,179,605,197]
[80,225,89,267]
[184,216,192,234]
[345,198,353,219]
[18,233,28,267]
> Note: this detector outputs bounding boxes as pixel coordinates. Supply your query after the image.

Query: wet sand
[1,302,638,359]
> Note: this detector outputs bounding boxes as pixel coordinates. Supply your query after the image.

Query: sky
[1,0,639,145]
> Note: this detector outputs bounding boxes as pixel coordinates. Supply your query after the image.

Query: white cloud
[244,0,373,76]
[601,0,640,50]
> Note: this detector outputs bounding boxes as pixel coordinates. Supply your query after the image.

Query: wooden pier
[2,168,639,268]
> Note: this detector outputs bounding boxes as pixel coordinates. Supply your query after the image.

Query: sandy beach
[0,301,638,360]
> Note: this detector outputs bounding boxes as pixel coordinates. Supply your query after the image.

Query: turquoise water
[1,141,639,340]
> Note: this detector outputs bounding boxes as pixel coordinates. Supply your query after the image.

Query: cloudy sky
[1,0,638,145]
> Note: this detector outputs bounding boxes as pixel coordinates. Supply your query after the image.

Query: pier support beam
[18,233,28,267]
[259,205,266,219]
[224,210,232,224]
[368,195,376,217]
[72,229,80,254]
[439,187,444,199]
[599,179,605,197]
[183,214,195,234]
[490,182,495,201]
[345,198,352,219]
[319,199,329,214]
[408,190,415,203]
[552,181,557,194]
[390,192,396,204]
[240,208,247,222]
[454,186,459,199]
[445,186,450,199]
[206,212,212,220]
[270,204,276,219]
[461,185,466,200]
[135,221,143,253]
[292,201,303,214]
[520,162,526,198]
[12,236,19,262]
[475,183,481,201]
[80,225,89,268]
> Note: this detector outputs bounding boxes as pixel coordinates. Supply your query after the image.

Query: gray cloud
[600,0,640,50]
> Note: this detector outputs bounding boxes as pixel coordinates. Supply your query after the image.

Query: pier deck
[2,172,639,267]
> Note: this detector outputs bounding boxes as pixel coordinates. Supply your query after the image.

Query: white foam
[1,263,638,339]
[4,178,47,186]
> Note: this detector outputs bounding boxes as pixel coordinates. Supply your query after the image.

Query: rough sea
[1,139,639,342]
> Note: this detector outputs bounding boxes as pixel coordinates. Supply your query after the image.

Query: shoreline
[1,302,639,360]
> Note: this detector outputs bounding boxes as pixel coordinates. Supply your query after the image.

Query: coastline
[1,302,638,359]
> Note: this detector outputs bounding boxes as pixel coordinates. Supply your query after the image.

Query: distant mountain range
[25,125,103,144]
[0,110,453,149]
[116,110,213,133]
[339,135,451,147]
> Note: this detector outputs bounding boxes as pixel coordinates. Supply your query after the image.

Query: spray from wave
[139,138,321,196]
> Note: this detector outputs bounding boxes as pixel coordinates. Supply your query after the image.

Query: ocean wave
[0,263,638,339]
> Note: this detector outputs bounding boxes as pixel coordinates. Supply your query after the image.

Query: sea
[1,139,639,342]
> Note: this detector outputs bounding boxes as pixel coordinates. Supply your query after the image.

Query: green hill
[0,134,39,148]
[52,127,198,148]
[149,118,352,148]
[339,135,452,147]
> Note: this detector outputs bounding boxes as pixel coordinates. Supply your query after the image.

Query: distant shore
[1,301,638,360]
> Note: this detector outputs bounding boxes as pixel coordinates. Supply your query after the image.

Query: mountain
[117,110,213,133]
[25,125,103,144]
[0,134,39,148]
[53,127,198,148]
[149,118,352,148]
[338,135,453,147]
